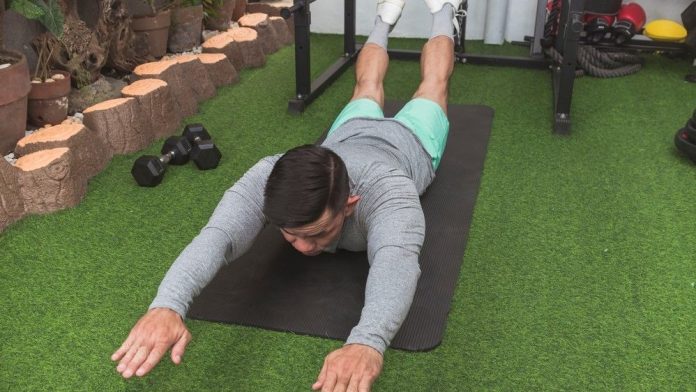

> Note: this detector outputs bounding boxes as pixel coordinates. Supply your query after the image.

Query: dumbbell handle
[159,150,177,165]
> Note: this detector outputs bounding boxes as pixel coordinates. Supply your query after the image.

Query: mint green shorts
[328,98,450,169]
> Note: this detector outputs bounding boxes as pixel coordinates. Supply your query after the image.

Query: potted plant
[0,46,32,155]
[8,0,71,127]
[203,0,236,31]
[27,34,71,126]
[1,0,32,155]
[130,0,173,59]
[168,0,204,53]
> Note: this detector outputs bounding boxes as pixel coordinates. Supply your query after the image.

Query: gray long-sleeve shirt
[149,117,436,354]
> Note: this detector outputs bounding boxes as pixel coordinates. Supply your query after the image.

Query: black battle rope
[545,45,644,78]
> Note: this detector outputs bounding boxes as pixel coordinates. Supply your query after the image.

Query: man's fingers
[321,371,338,392]
[116,342,142,373]
[312,360,328,390]
[358,374,374,392]
[170,331,191,364]
[346,374,360,392]
[135,344,167,377]
[122,346,149,378]
[111,334,136,361]
[333,378,348,392]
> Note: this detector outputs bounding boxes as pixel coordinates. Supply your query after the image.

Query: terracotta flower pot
[27,70,72,127]
[132,9,172,59]
[0,50,31,155]
[205,0,237,31]
[168,5,204,53]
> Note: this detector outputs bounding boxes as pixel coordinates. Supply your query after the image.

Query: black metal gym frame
[282,0,586,134]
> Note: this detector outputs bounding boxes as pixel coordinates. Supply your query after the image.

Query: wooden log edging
[238,13,281,55]
[14,123,113,180]
[122,79,181,140]
[14,148,88,215]
[0,158,26,232]
[0,14,290,233]
[83,97,152,154]
[133,60,199,118]
[196,53,239,87]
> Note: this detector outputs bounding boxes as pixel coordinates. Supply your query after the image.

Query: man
[112,0,462,390]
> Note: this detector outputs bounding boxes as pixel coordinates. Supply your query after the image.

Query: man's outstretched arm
[313,175,424,391]
[112,156,279,378]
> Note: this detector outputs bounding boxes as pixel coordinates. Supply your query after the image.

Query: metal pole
[344,0,356,55]
[293,0,311,100]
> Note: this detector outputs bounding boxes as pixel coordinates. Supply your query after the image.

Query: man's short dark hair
[263,144,350,228]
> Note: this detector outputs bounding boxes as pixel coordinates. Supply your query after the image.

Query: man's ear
[343,195,361,217]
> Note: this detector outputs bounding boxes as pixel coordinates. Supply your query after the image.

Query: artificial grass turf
[1,34,695,391]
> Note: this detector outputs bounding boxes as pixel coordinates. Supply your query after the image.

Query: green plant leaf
[8,0,63,37]
[39,0,64,38]
[8,0,45,19]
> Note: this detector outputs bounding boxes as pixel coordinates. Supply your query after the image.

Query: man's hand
[111,308,192,378]
[312,344,383,392]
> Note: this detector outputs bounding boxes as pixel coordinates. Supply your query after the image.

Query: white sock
[430,4,455,41]
[366,16,391,49]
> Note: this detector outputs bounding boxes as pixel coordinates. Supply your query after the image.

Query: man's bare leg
[350,43,390,108]
[411,1,458,114]
[412,36,455,115]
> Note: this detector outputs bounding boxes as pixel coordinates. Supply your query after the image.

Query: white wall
[310,0,695,42]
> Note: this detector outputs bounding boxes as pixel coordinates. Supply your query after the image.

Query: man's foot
[377,0,405,26]
[429,0,465,46]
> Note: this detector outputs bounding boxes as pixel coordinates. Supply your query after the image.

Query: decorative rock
[174,55,216,103]
[68,76,128,115]
[121,79,181,140]
[133,60,199,118]
[269,16,293,46]
[3,154,17,165]
[238,13,280,54]
[14,123,113,180]
[0,158,25,232]
[226,27,266,68]
[14,148,88,215]
[202,32,244,71]
[83,97,152,154]
[196,53,239,87]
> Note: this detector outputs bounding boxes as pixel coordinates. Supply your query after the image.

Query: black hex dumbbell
[686,109,696,141]
[131,136,192,187]
[182,123,222,170]
[675,109,696,164]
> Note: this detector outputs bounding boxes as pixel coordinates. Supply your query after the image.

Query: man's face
[280,208,348,256]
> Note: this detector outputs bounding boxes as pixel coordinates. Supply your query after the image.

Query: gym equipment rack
[282,0,690,134]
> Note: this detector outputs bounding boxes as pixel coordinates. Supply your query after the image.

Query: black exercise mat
[188,102,494,351]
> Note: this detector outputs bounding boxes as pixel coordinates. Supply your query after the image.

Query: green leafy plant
[177,0,202,6]
[8,0,63,38]
[7,0,65,82]
[201,0,223,18]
